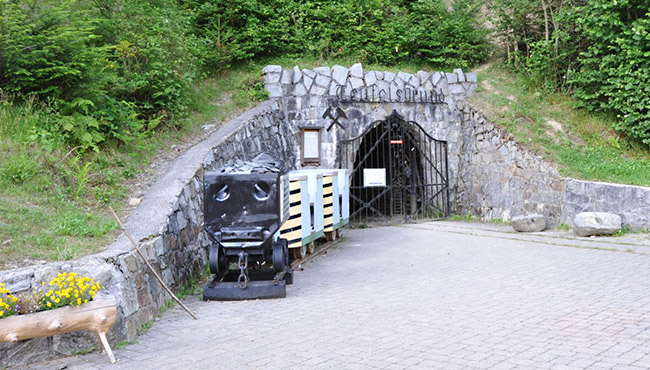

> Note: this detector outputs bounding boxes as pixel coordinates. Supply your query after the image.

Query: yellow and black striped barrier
[322,172,336,234]
[279,169,349,255]
[279,175,309,252]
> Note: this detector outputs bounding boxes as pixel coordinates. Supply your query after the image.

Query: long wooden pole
[109,207,198,320]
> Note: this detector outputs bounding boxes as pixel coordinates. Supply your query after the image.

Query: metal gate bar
[338,110,449,226]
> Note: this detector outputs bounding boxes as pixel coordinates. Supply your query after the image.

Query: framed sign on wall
[300,127,322,165]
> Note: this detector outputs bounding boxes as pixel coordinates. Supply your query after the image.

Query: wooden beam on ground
[291,238,342,270]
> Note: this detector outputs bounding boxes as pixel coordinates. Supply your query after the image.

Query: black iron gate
[338,110,450,225]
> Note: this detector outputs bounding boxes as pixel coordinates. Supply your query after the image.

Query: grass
[0,67,268,268]
[449,212,475,222]
[555,222,571,231]
[138,320,154,335]
[114,340,137,350]
[177,264,211,300]
[471,64,650,186]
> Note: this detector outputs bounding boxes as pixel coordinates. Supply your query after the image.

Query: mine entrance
[338,110,450,225]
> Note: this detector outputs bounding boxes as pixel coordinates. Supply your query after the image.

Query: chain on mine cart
[237,251,249,289]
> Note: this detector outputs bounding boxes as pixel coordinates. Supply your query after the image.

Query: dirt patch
[481,79,495,93]
[546,120,564,133]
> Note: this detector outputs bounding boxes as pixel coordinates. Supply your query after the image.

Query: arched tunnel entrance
[339,111,450,225]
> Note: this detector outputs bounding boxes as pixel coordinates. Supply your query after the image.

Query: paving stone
[23,222,650,370]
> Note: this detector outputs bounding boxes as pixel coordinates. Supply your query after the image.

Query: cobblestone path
[27,222,650,370]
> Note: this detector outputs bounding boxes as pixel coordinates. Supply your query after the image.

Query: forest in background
[1,0,648,148]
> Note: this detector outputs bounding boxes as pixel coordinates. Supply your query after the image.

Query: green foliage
[571,0,650,145]
[450,211,474,221]
[96,0,201,118]
[184,0,488,69]
[556,145,650,186]
[0,153,39,184]
[612,224,632,236]
[492,0,650,146]
[0,0,108,99]
[0,0,202,151]
[410,0,489,69]
[556,222,570,231]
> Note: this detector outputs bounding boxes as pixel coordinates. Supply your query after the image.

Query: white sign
[303,130,320,159]
[363,168,386,187]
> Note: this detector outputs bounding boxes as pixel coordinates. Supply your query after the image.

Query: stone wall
[452,102,650,230]
[562,179,650,229]
[263,63,477,203]
[263,63,650,230]
[0,101,295,368]
[455,102,566,224]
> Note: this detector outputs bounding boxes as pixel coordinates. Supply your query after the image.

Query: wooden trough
[0,295,117,363]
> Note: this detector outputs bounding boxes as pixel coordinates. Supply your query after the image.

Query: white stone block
[350,76,364,89]
[573,212,621,236]
[350,63,364,78]
[332,65,349,85]
[365,71,377,86]
[314,66,331,76]
[262,65,282,74]
[293,66,302,84]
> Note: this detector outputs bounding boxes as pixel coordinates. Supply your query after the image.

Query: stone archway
[339,110,450,225]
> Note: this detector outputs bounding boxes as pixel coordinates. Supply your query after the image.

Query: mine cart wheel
[307,242,315,255]
[293,245,307,260]
[272,240,288,272]
[209,245,227,275]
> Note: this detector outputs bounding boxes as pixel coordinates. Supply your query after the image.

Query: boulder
[573,212,621,236]
[512,214,546,232]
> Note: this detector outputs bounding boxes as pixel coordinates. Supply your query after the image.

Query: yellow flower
[47,302,52,308]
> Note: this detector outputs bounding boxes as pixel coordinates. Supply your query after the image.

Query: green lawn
[471,64,650,186]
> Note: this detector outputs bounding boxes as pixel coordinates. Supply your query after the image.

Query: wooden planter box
[0,295,117,363]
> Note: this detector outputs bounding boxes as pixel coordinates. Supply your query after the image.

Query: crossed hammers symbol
[323,107,348,131]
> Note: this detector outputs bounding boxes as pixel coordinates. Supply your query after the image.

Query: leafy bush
[97,0,201,118]
[0,0,202,151]
[571,0,650,144]
[492,0,650,146]
[0,0,108,100]
[409,0,489,69]
[184,0,489,69]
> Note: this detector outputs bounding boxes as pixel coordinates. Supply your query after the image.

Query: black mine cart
[202,154,292,300]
